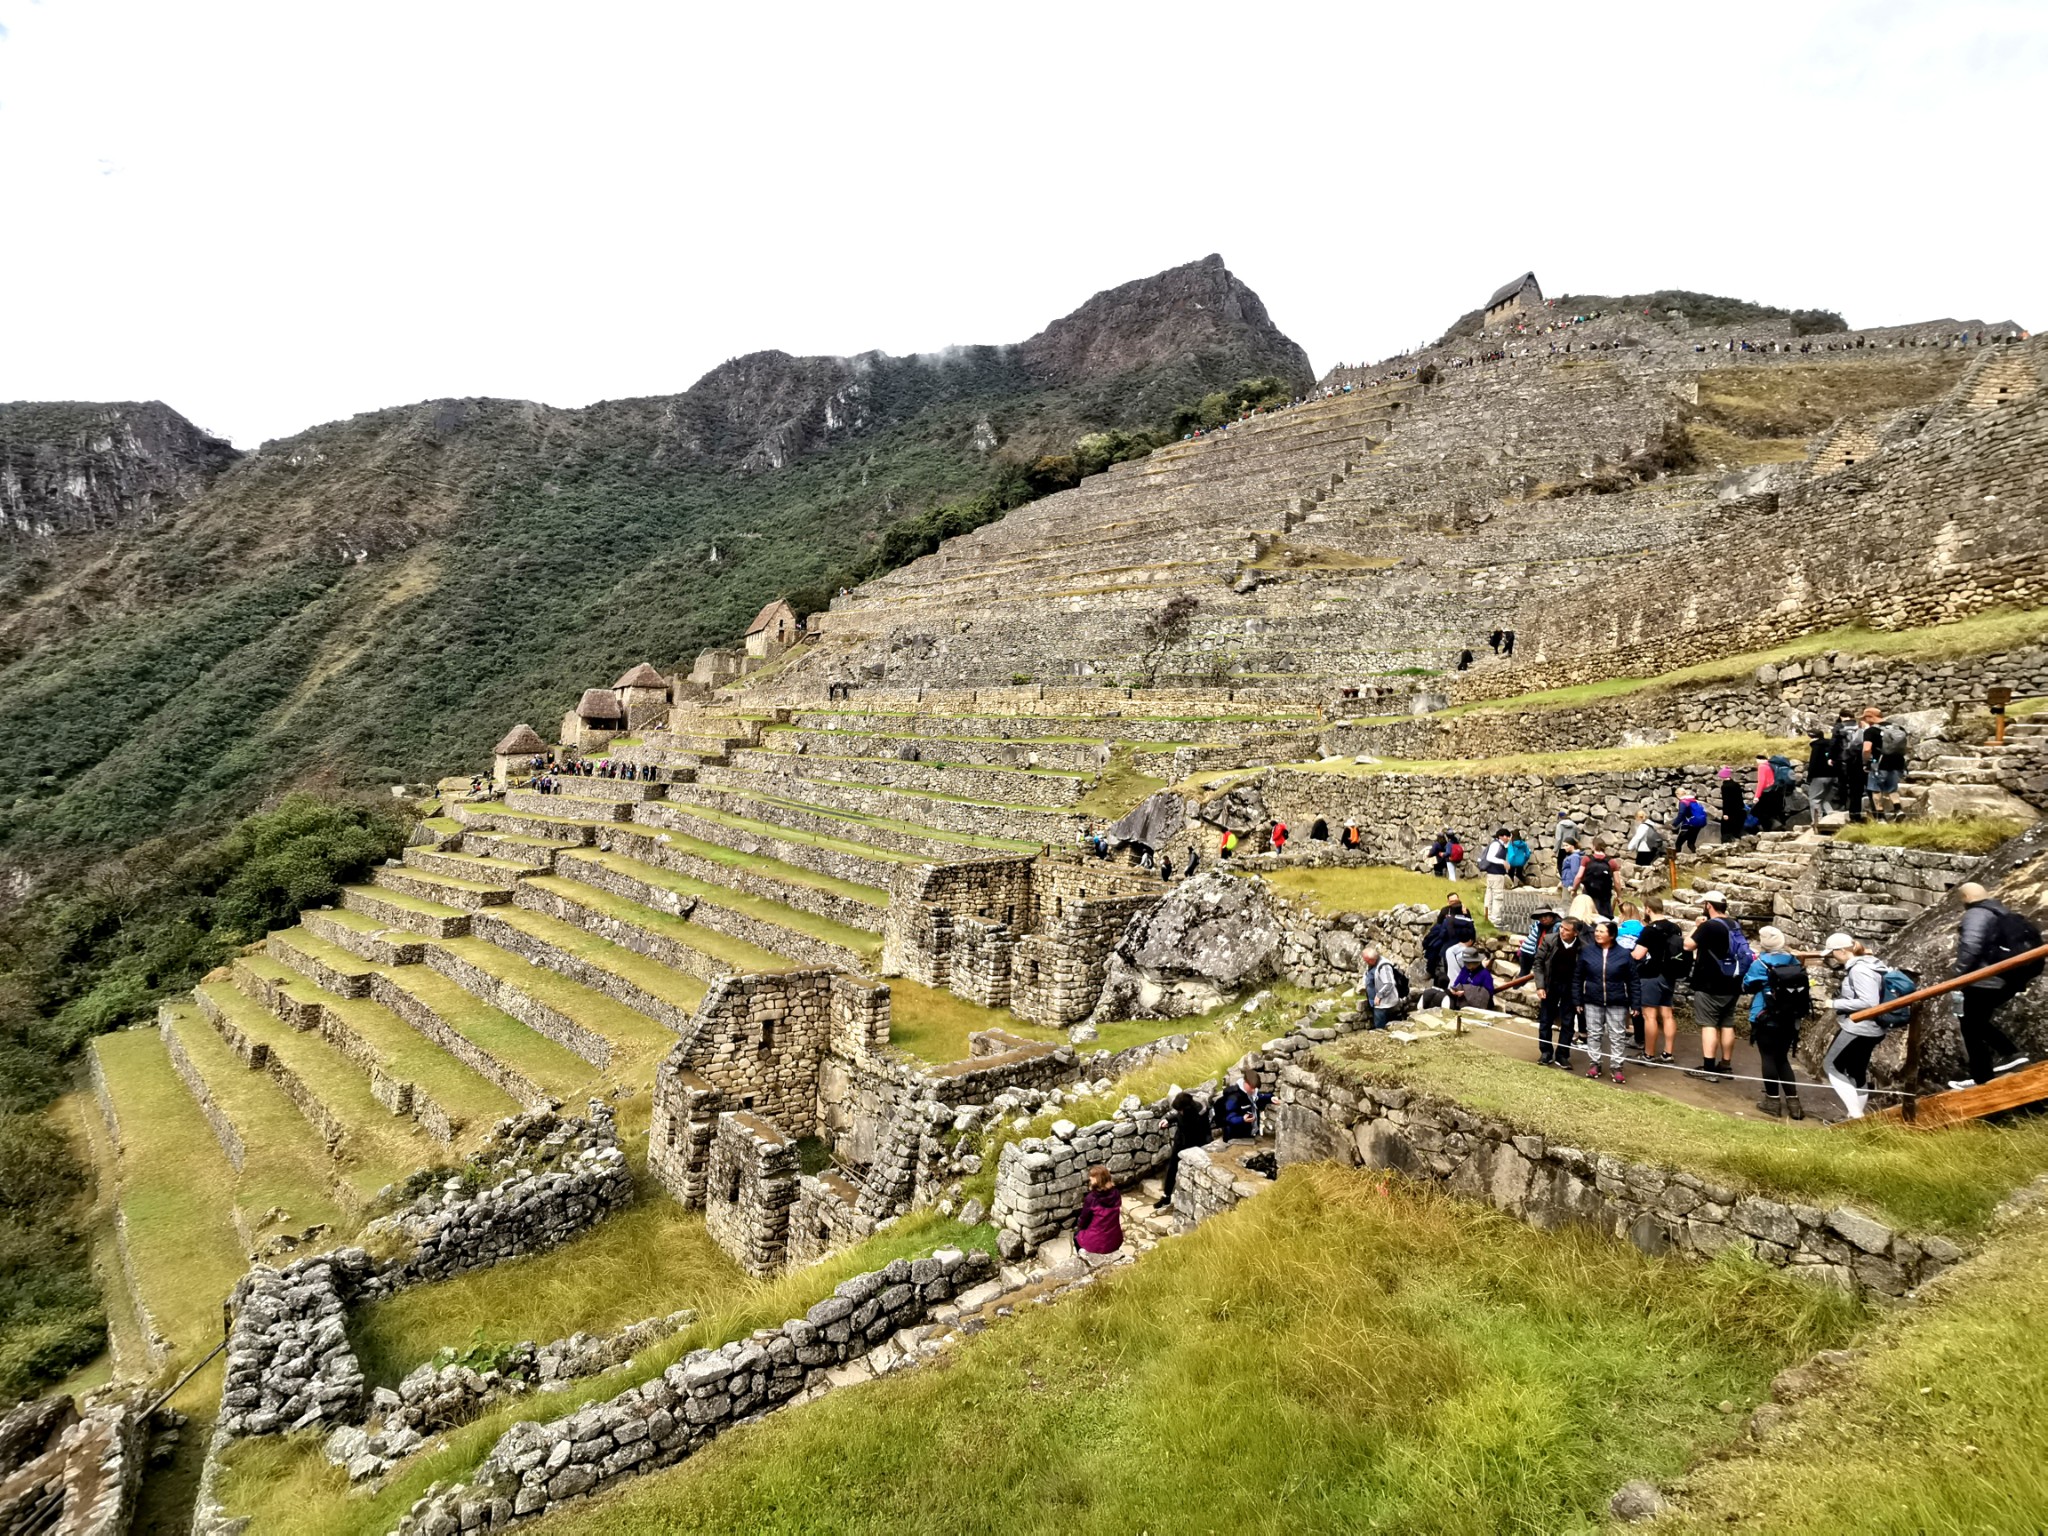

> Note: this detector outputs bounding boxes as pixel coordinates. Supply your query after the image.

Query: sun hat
[1824,932,1856,953]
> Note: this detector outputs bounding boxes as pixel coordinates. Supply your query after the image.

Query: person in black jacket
[1423,898,1478,986]
[1154,1091,1211,1209]
[1805,728,1840,824]
[1718,767,1747,844]
[1631,899,1687,1063]
[1577,921,1641,1083]
[1534,918,1584,1070]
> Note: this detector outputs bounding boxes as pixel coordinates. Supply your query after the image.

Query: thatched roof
[576,688,624,720]
[613,662,668,690]
[495,723,548,755]
[746,598,795,636]
[1486,272,1541,310]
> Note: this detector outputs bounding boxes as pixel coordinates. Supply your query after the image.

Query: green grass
[350,1189,745,1387]
[522,875,793,973]
[88,1031,251,1367]
[1834,815,2029,855]
[628,824,888,909]
[213,1210,1000,1536]
[1319,1032,2048,1236]
[1222,731,1803,784]
[1072,744,1169,821]
[367,963,601,1103]
[517,1166,1861,1536]
[196,980,434,1193]
[885,978,1043,1064]
[1664,1202,2048,1532]
[651,800,927,867]
[485,903,720,1007]
[1259,864,1498,934]
[341,882,465,920]
[564,849,883,957]
[1442,607,2048,721]
[430,937,681,1066]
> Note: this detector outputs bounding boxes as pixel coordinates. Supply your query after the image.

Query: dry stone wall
[220,1250,372,1440]
[0,1400,139,1536]
[987,1096,1178,1252]
[1273,1058,1961,1298]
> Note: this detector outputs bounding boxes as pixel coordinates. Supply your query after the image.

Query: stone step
[156,1002,372,1223]
[628,799,916,892]
[510,875,787,982]
[300,907,426,966]
[194,979,436,1177]
[340,884,471,939]
[403,846,541,885]
[553,847,881,972]
[504,789,634,822]
[424,937,677,1070]
[371,864,515,912]
[597,822,887,932]
[243,950,523,1142]
[469,906,708,1034]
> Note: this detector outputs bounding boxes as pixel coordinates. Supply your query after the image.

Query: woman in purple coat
[1076,1165,1123,1256]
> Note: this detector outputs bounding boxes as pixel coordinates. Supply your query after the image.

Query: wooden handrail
[1847,942,2048,1022]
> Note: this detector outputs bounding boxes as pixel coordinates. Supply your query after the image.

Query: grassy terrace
[1188,730,1803,791]
[362,960,601,1103]
[628,823,887,909]
[1421,607,2048,722]
[481,904,714,1010]
[519,1167,1859,1536]
[748,747,1089,782]
[215,1209,1002,1536]
[713,764,1075,819]
[649,800,927,867]
[698,784,1043,854]
[1319,1032,2048,1236]
[90,1029,259,1363]
[562,849,882,959]
[882,978,1195,1068]
[1665,1203,2048,1531]
[160,1002,350,1234]
[429,937,680,1064]
[1259,865,1497,933]
[195,980,433,1192]
[246,952,523,1133]
[1835,814,2029,855]
[521,875,793,975]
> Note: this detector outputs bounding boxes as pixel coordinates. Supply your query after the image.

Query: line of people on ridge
[1354,885,2039,1120]
[527,756,663,794]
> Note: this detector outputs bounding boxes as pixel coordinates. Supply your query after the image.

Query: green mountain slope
[0,256,1310,879]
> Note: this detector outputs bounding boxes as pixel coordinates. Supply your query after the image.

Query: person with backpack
[1534,917,1584,1070]
[1553,813,1582,884]
[1741,925,1812,1117]
[1429,829,1464,879]
[1632,899,1687,1063]
[1572,839,1622,921]
[1625,812,1665,877]
[1423,898,1477,986]
[1834,711,1867,824]
[1479,828,1513,924]
[1754,756,1785,833]
[1577,920,1641,1084]
[1513,909,1561,979]
[1450,946,1498,1011]
[1819,933,1907,1119]
[1950,882,2039,1086]
[1805,728,1840,824]
[1360,946,1408,1028]
[1672,790,1707,854]
[1341,822,1362,853]
[1506,830,1532,885]
[1684,893,1747,1082]
[1270,820,1289,854]
[1862,707,1909,822]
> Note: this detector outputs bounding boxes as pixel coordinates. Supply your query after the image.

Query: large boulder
[1199,779,1268,835]
[1090,870,1282,1020]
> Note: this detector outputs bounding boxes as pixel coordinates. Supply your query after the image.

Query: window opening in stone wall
[759,1017,777,1052]
[742,1094,755,1109]
[725,1167,741,1203]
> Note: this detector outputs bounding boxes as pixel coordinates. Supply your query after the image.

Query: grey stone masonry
[385,1248,997,1535]
[988,1095,1178,1251]
[1273,1058,1964,1298]
[0,1397,140,1536]
[362,1105,633,1293]
[219,1250,373,1440]
[701,1112,800,1277]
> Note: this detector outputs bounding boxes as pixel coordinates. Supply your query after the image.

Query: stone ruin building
[1483,270,1542,325]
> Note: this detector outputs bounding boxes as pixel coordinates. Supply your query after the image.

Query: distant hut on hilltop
[1484,272,1543,326]
[563,688,626,751]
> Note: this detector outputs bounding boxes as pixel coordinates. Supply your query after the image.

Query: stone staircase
[1663,831,1822,930]
[1898,716,2048,819]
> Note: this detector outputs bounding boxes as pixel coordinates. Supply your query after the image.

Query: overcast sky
[1,0,2041,448]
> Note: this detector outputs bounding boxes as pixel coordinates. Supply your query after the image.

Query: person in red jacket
[1075,1165,1123,1256]
[1271,820,1288,854]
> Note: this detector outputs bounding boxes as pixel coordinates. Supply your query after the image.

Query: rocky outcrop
[1091,870,1283,1019]
[0,400,237,539]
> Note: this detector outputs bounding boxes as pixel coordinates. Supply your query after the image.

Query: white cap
[1701,891,1729,908]
[1824,932,1856,953]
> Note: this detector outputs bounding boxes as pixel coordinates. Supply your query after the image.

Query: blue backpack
[1683,799,1708,829]
[1875,968,1916,1030]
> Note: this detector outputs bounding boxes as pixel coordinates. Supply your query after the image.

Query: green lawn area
[630,824,887,909]
[369,964,601,1104]
[1072,744,1169,820]
[485,903,720,1007]
[1835,815,2029,855]
[517,1166,1860,1536]
[1258,864,1497,933]
[429,937,681,1067]
[1319,1032,2048,1236]
[214,1211,1000,1536]
[1663,1203,2048,1532]
[563,850,882,958]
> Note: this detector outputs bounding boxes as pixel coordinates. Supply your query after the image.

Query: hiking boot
[1756,1096,1784,1117]
[1537,1052,1554,1067]
[1784,1095,1805,1121]
[1657,1052,1675,1064]
[1949,1077,1983,1091]
[1716,1059,1736,1077]
[1685,1061,1717,1081]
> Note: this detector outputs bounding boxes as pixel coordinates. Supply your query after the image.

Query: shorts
[1872,768,1902,793]
[1690,989,1740,1031]
[1639,975,1674,1009]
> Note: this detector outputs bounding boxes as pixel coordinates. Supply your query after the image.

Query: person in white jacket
[1821,932,1889,1118]
[1360,947,1404,1029]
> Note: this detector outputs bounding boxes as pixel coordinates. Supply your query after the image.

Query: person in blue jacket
[1741,925,1812,1119]
[1576,920,1640,1084]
